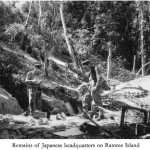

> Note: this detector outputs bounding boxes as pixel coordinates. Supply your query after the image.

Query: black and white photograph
[0,0,150,146]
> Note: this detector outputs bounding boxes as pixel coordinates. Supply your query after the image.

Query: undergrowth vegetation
[0,1,148,111]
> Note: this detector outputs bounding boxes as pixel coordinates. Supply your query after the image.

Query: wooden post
[107,42,112,79]
[120,106,127,127]
[132,55,136,73]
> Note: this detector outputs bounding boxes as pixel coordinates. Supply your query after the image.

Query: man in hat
[25,63,43,115]
[81,60,110,120]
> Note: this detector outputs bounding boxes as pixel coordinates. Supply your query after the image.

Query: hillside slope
[0,42,78,114]
[0,87,23,114]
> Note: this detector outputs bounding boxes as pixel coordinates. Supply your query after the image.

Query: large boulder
[41,93,71,115]
[0,87,23,115]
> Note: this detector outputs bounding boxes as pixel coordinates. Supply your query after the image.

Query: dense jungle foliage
[0,1,150,109]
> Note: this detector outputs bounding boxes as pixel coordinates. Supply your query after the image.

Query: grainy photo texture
[0,1,150,142]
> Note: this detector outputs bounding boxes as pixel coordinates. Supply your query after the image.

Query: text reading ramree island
[12,142,140,149]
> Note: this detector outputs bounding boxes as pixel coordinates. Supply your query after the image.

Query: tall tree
[24,1,32,27]
[20,1,33,50]
[137,1,145,76]
[60,3,78,67]
[139,2,145,76]
[37,0,42,34]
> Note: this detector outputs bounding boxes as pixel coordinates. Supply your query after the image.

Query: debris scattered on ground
[0,113,122,139]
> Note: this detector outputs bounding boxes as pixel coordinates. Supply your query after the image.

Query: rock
[0,87,23,115]
[37,118,49,125]
[53,124,67,131]
[0,130,9,139]
[42,94,68,115]
[43,131,52,139]
[18,127,28,134]
[43,134,52,139]
[9,131,17,139]
[2,114,13,122]
[60,112,67,120]
[56,113,64,120]
[32,110,47,119]
[12,127,22,136]
[0,121,10,129]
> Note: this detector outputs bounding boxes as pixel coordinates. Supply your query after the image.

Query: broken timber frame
[120,105,150,127]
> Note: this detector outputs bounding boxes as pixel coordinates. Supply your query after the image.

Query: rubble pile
[0,114,66,139]
[0,113,121,139]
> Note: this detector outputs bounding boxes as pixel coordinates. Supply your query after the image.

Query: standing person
[82,60,110,120]
[77,82,92,118]
[25,63,43,115]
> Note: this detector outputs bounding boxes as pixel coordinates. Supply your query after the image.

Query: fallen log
[48,56,68,67]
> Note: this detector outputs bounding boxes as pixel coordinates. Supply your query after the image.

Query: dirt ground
[0,112,121,139]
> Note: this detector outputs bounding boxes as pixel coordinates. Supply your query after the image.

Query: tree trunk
[107,42,112,79]
[43,45,48,77]
[38,0,42,34]
[141,4,145,76]
[71,44,85,73]
[21,1,33,49]
[59,3,77,67]
[25,1,33,27]
[138,1,145,76]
